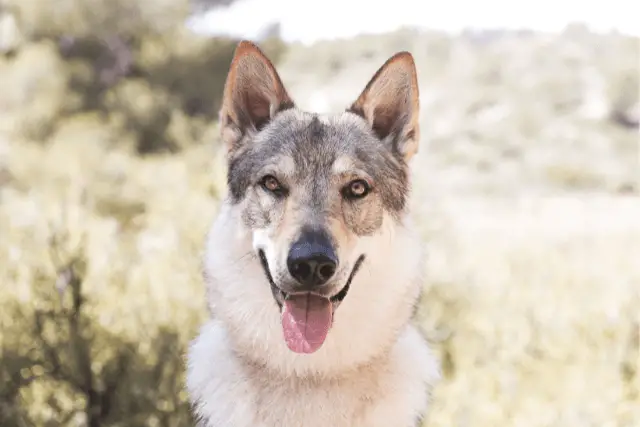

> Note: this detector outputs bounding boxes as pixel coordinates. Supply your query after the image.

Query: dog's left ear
[220,40,294,151]
[348,52,420,161]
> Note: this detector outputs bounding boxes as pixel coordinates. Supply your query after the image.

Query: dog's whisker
[231,251,255,266]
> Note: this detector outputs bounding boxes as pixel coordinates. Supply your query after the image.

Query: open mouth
[257,250,365,354]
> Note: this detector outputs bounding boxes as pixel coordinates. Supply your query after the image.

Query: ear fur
[348,52,420,161]
[219,40,294,151]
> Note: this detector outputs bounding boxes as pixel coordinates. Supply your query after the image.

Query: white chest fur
[187,319,439,427]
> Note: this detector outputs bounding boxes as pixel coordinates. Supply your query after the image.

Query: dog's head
[216,41,420,355]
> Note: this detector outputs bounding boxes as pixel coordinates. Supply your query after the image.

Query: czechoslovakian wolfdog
[186,40,439,427]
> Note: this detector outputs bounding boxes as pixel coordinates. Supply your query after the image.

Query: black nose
[287,229,338,289]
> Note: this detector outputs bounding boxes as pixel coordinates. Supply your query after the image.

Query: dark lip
[257,250,365,310]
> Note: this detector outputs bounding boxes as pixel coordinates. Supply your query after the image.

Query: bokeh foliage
[0,0,286,154]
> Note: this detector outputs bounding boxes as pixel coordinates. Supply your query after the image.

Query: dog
[186,40,440,427]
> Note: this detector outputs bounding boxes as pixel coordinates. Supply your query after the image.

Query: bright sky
[186,0,640,44]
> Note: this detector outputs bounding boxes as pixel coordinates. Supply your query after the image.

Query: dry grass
[416,195,640,427]
[1,23,639,427]
[0,136,221,425]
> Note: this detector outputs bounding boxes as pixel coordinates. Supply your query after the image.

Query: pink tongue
[281,294,333,354]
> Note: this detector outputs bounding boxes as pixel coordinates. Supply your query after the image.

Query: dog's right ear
[219,41,294,151]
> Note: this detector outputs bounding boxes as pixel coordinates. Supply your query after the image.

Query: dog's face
[217,41,420,355]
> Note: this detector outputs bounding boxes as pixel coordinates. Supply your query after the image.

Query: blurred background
[0,0,638,426]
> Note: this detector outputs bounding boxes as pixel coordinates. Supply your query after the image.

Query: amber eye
[261,175,284,194]
[344,179,371,199]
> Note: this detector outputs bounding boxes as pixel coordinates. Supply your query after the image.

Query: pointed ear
[348,52,420,161]
[219,40,294,150]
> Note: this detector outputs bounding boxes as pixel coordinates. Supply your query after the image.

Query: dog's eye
[344,179,370,199]
[261,175,284,194]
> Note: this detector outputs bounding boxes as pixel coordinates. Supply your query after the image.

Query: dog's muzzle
[257,247,365,354]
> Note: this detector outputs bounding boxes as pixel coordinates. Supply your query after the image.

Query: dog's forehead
[257,109,381,173]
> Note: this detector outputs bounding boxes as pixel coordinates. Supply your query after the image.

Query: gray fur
[228,109,409,238]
